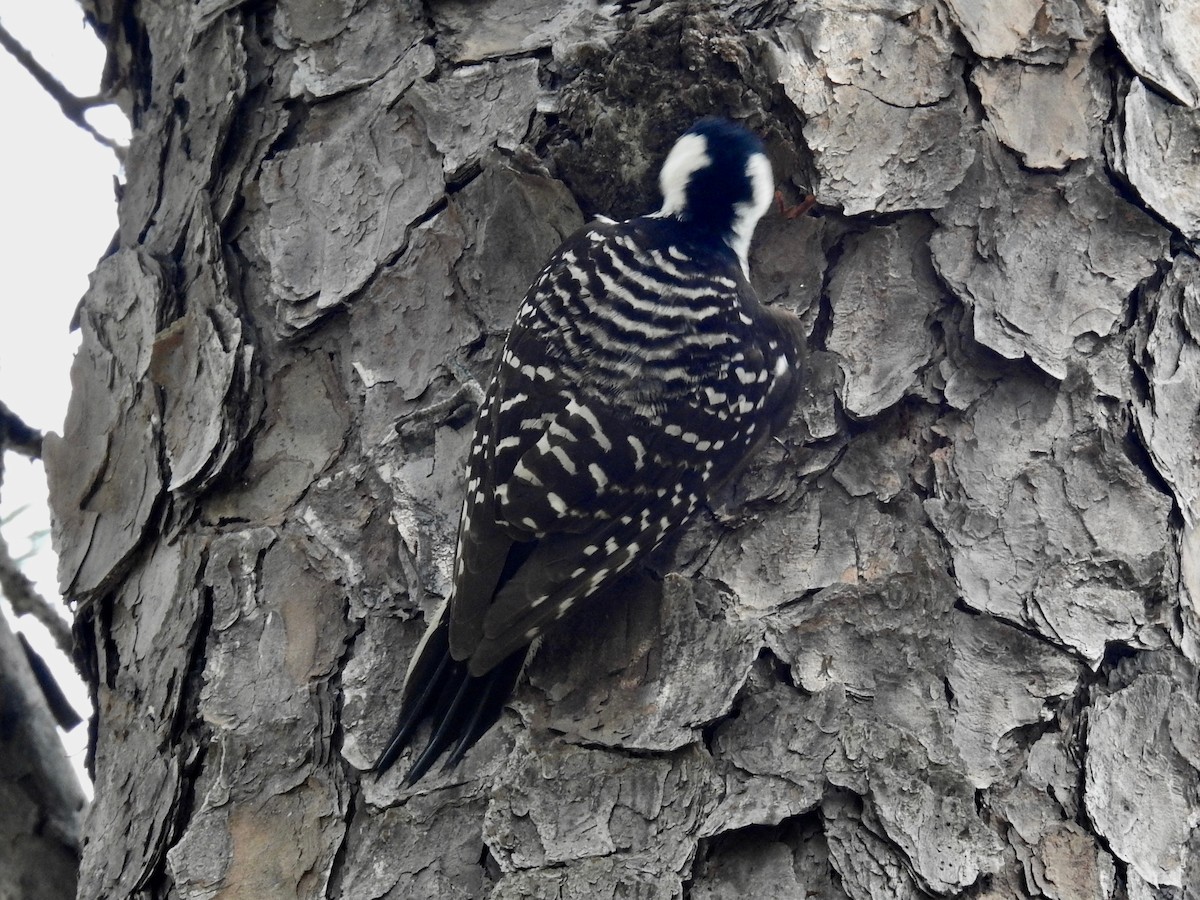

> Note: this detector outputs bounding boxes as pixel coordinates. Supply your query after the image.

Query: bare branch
[0,17,123,154]
[0,400,44,460]
[18,629,83,730]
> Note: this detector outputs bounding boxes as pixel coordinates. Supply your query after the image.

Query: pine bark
[47,1,1199,898]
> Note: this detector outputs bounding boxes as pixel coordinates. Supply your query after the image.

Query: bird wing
[469,392,710,674]
[447,325,703,664]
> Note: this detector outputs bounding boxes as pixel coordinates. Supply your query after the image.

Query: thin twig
[0,17,122,153]
[0,529,71,656]
[0,401,66,650]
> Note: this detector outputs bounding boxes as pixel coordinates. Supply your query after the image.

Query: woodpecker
[375,118,807,783]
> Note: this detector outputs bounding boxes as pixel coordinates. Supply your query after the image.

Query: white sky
[0,0,130,794]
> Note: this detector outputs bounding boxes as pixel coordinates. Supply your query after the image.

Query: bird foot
[395,362,485,445]
[775,190,817,220]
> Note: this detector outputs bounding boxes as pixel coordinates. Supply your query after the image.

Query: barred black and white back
[375,118,807,782]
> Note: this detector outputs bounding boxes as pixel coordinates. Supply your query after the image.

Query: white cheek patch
[657,133,711,218]
[729,152,774,276]
[747,152,775,220]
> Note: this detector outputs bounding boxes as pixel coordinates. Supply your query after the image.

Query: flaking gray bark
[49,1,1199,898]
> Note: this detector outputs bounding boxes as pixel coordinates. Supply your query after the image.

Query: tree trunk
[0,611,84,900]
[47,1,1199,898]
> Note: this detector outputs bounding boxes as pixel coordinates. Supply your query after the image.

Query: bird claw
[775,189,817,220]
[395,365,485,444]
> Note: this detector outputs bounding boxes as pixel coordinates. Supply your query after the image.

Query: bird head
[655,118,775,274]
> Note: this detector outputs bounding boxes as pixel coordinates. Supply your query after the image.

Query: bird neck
[636,213,745,282]
[653,206,754,278]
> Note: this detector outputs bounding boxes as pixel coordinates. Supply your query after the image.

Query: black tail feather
[373,615,529,783]
[405,667,475,783]
[372,617,453,775]
[443,651,526,771]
